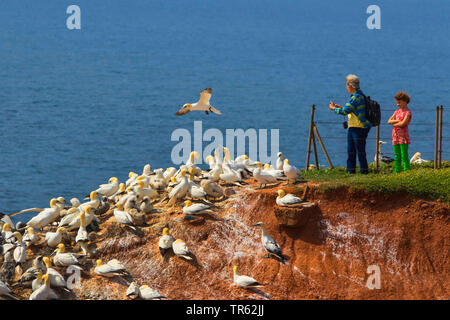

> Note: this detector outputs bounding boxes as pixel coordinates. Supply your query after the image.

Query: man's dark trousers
[347,127,371,174]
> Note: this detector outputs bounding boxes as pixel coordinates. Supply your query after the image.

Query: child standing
[387,92,412,173]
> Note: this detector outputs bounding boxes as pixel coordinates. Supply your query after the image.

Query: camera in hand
[343,121,348,129]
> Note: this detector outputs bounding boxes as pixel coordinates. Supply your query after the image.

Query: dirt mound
[9,181,449,300]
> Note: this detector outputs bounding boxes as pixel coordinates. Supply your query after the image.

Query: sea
[0,0,448,222]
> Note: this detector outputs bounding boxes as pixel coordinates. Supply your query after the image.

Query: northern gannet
[149,168,167,192]
[275,189,304,207]
[0,212,14,229]
[92,177,120,198]
[70,198,81,208]
[264,163,286,179]
[29,274,58,300]
[205,155,215,170]
[126,172,139,188]
[175,88,222,116]
[253,162,278,188]
[253,222,284,261]
[200,178,224,200]
[134,181,159,201]
[126,282,140,299]
[19,256,46,287]
[168,169,190,203]
[113,203,136,229]
[163,167,177,183]
[219,163,243,186]
[139,285,166,300]
[27,198,63,230]
[94,259,129,278]
[142,164,153,176]
[42,257,67,289]
[45,227,68,248]
[1,252,15,285]
[78,191,100,214]
[187,171,208,200]
[0,279,17,299]
[233,266,264,288]
[52,243,80,267]
[75,210,89,256]
[410,152,431,164]
[22,227,38,247]
[283,159,301,184]
[64,205,95,231]
[158,228,175,257]
[172,239,192,260]
[182,201,213,215]
[139,197,153,214]
[112,183,126,202]
[374,141,395,164]
[12,232,27,265]
[31,272,44,291]
[276,152,284,170]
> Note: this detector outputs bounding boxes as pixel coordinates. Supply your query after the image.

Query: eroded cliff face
[8,181,450,300]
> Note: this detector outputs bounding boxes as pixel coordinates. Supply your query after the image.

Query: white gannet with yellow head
[76,209,89,256]
[253,162,277,189]
[175,88,222,116]
[182,200,213,215]
[187,169,208,200]
[0,279,17,300]
[163,167,177,183]
[93,177,120,198]
[233,265,264,288]
[200,178,224,200]
[410,152,431,164]
[275,189,303,207]
[158,227,175,257]
[172,239,192,260]
[139,285,166,300]
[78,191,100,213]
[205,155,215,170]
[142,164,152,176]
[51,243,79,267]
[134,180,158,201]
[168,169,190,203]
[283,158,301,184]
[113,203,135,227]
[45,227,68,248]
[42,256,66,289]
[29,274,58,300]
[12,232,27,264]
[276,152,284,170]
[27,198,64,230]
[126,171,139,188]
[65,205,95,231]
[264,163,285,179]
[94,259,129,278]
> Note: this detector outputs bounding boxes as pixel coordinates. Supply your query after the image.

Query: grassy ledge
[301,162,450,203]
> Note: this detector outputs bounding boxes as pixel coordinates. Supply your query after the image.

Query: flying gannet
[176,88,222,116]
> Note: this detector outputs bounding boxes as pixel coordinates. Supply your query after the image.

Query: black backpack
[362,94,381,126]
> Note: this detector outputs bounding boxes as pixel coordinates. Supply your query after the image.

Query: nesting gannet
[65,205,96,231]
[58,207,79,229]
[207,162,223,181]
[0,279,17,299]
[78,191,100,214]
[283,159,301,184]
[126,172,139,188]
[1,223,13,244]
[139,285,166,300]
[22,227,38,247]
[186,151,200,167]
[31,272,44,291]
[182,201,213,215]
[253,222,284,261]
[42,257,67,289]
[172,239,192,260]
[91,177,120,198]
[29,274,58,300]
[113,203,136,229]
[70,198,81,208]
[134,181,159,201]
[19,256,46,287]
[0,213,14,229]
[253,162,278,188]
[275,189,304,207]
[200,178,224,200]
[139,197,153,214]
[158,228,175,257]
[149,168,167,192]
[142,164,153,176]
[187,171,208,200]
[94,259,129,278]
[264,163,286,179]
[410,152,431,164]
[52,243,80,267]
[27,198,63,230]
[45,227,68,248]
[12,232,27,264]
[233,266,263,288]
[75,210,89,256]
[219,163,243,186]
[0,252,15,284]
[112,183,126,202]
[205,155,216,170]
[163,167,177,183]
[175,88,222,116]
[168,169,190,203]
[126,282,140,299]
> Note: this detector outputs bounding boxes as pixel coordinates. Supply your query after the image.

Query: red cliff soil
[10,180,449,300]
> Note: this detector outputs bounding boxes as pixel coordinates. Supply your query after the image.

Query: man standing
[329,74,372,174]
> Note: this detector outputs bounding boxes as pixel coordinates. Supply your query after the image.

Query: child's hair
[395,91,410,104]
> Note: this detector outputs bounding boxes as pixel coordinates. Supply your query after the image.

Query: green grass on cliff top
[301,162,450,203]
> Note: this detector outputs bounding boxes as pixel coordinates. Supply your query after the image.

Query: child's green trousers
[393,144,410,173]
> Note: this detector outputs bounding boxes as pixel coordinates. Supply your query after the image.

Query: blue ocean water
[0,0,448,222]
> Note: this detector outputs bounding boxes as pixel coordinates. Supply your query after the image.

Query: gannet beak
[252,222,262,227]
[50,249,57,257]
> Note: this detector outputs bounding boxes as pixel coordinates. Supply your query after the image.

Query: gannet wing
[198,88,212,105]
[209,106,222,115]
[175,105,191,116]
